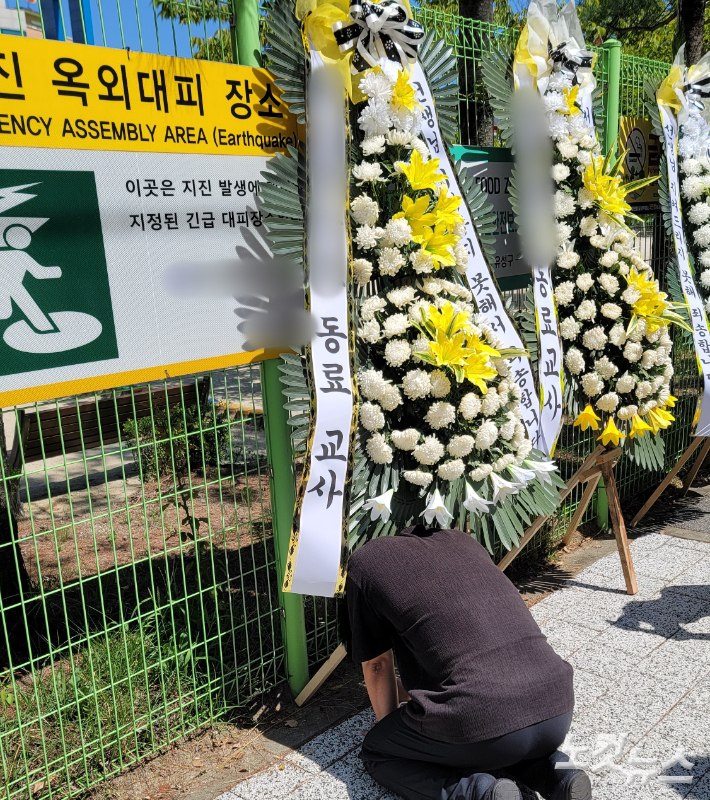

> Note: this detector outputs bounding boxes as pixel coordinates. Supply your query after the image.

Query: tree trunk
[459,0,494,147]
[0,412,34,668]
[678,0,707,66]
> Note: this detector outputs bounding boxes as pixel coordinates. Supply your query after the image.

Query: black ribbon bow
[549,40,594,86]
[331,0,425,74]
[683,75,710,112]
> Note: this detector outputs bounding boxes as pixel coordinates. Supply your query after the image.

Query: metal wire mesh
[0,367,285,800]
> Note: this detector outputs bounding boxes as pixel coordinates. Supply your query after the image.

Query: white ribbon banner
[532,264,564,454]
[411,64,541,447]
[287,47,355,597]
[659,104,710,436]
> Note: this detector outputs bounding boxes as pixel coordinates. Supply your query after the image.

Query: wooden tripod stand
[499,444,638,595]
[631,435,710,528]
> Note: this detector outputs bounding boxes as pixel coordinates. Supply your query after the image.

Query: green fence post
[231,0,262,67]
[601,38,622,159]
[261,359,310,695]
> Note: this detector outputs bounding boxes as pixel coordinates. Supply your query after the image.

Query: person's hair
[337,595,352,656]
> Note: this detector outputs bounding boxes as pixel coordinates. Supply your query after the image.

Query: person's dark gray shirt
[346,525,574,744]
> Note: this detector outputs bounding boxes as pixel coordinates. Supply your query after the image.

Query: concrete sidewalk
[215,530,710,800]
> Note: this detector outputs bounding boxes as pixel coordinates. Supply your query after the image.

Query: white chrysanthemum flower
[366,432,393,464]
[554,281,575,306]
[360,402,385,431]
[599,251,619,270]
[420,278,443,296]
[384,339,411,368]
[351,194,380,226]
[641,349,657,370]
[565,347,585,374]
[353,257,373,286]
[577,149,593,168]
[409,248,435,274]
[413,435,445,465]
[382,217,412,248]
[499,415,516,440]
[581,371,604,397]
[551,163,571,182]
[554,189,577,218]
[361,135,386,156]
[579,134,597,149]
[387,286,416,308]
[594,356,618,380]
[560,316,581,340]
[475,420,498,450]
[359,70,394,101]
[358,320,380,343]
[409,300,430,325]
[430,370,451,398]
[589,234,609,249]
[382,313,409,338]
[580,215,598,237]
[596,392,619,413]
[352,161,386,186]
[544,90,565,112]
[438,459,465,481]
[557,140,578,160]
[701,251,710,269]
[576,273,594,292]
[623,341,643,362]
[470,463,493,482]
[358,99,392,137]
[557,249,581,269]
[391,429,420,451]
[646,327,661,344]
[378,246,405,276]
[448,435,475,458]
[426,401,456,429]
[616,372,636,393]
[575,299,597,321]
[360,296,387,321]
[628,318,647,341]
[493,453,516,473]
[380,383,402,411]
[693,224,710,248]
[358,369,387,400]
[609,323,626,347]
[635,380,652,399]
[701,269,710,288]
[481,391,502,416]
[582,326,608,351]
[386,129,413,147]
[598,272,619,293]
[621,285,642,306]
[459,392,482,420]
[664,362,675,379]
[682,175,706,200]
[688,202,710,225]
[403,369,431,400]
[403,469,433,486]
[515,439,534,464]
[355,224,380,250]
[601,302,622,319]
[556,220,573,246]
[453,243,469,274]
[682,157,702,175]
[548,71,572,91]
[617,404,638,420]
[409,137,430,162]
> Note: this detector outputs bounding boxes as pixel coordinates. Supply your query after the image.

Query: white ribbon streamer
[411,63,541,447]
[287,47,355,597]
[659,104,710,436]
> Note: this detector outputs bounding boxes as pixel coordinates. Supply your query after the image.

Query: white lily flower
[462,482,493,515]
[421,489,454,527]
[363,489,394,522]
[507,464,536,487]
[490,472,519,504]
[524,459,557,486]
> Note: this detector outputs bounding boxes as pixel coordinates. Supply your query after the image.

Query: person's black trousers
[360,708,574,800]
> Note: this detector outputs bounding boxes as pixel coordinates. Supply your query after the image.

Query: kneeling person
[344,524,591,800]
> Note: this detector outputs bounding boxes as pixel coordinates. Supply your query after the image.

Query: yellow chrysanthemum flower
[420,222,457,267]
[390,70,421,113]
[432,186,464,231]
[597,417,624,446]
[574,404,601,431]
[628,414,653,439]
[560,85,580,116]
[397,150,446,192]
[393,195,436,242]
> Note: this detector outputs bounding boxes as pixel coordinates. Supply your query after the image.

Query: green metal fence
[0,5,690,800]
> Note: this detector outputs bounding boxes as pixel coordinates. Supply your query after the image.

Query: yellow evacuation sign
[0,36,299,407]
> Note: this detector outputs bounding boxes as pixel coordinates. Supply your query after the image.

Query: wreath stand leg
[630,436,709,527]
[498,445,638,595]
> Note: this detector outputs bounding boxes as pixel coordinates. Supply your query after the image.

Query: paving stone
[228,764,311,799]
[287,710,375,772]
[538,619,603,658]
[637,643,708,690]
[572,669,613,710]
[630,534,675,555]
[634,548,706,582]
